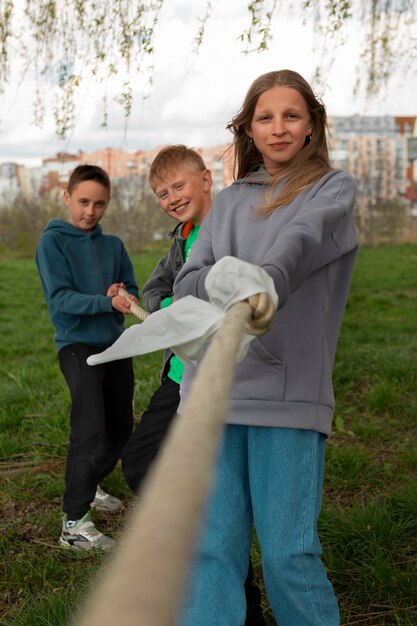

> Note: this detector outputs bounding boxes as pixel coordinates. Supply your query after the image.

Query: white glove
[205,256,278,336]
[245,292,277,336]
[205,256,278,310]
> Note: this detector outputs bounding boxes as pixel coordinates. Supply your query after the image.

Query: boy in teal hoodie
[36,164,139,550]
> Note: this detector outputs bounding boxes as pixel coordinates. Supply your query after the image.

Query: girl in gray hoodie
[174,70,358,626]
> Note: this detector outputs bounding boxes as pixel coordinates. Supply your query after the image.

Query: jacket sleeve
[261,171,357,308]
[142,242,179,313]
[36,234,140,315]
[174,171,358,309]
[35,235,114,315]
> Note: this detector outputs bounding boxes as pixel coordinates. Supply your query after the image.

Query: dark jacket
[142,221,191,378]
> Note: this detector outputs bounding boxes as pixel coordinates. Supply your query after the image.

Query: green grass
[1,244,417,625]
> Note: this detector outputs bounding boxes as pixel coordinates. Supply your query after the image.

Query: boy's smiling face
[64,180,110,232]
[153,166,212,225]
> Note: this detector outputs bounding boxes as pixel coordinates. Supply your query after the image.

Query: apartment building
[3,115,415,210]
[0,162,36,203]
[35,143,235,197]
[198,144,234,191]
[328,115,416,212]
[0,163,21,203]
[82,147,145,178]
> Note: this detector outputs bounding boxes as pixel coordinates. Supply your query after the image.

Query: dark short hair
[67,164,111,194]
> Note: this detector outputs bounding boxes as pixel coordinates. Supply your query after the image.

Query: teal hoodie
[36,219,139,351]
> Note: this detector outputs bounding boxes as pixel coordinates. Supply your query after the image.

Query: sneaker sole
[59,538,93,551]
[59,537,114,551]
[90,502,123,513]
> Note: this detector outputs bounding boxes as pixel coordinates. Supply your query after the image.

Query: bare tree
[0,191,60,256]
[102,175,172,253]
[356,197,410,246]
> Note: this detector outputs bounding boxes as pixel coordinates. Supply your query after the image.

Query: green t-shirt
[164,224,200,384]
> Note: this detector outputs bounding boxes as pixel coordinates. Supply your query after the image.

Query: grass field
[1,244,417,625]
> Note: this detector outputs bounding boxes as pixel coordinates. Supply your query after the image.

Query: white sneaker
[59,512,115,551]
[91,485,123,512]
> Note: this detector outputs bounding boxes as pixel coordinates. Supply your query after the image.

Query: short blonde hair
[148,145,207,190]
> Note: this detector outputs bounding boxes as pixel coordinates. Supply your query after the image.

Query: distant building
[197,144,234,192]
[81,147,144,178]
[328,115,412,212]
[330,115,398,136]
[39,152,82,195]
[1,115,416,212]
[396,117,417,198]
[0,162,24,205]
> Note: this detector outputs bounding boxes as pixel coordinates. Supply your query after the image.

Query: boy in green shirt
[122,145,211,490]
[121,145,265,626]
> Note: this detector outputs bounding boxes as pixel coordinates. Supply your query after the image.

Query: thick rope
[73,300,253,626]
[118,287,149,321]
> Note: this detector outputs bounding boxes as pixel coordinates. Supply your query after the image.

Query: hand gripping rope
[117,287,149,321]
[73,293,264,626]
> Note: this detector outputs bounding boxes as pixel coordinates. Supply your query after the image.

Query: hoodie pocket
[232,339,286,402]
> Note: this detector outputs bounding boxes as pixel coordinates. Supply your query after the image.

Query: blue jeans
[176,425,339,626]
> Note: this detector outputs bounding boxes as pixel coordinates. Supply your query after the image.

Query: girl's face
[247,85,313,175]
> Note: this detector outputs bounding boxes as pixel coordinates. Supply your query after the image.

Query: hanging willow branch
[240,0,279,52]
[0,0,165,137]
[0,0,415,138]
[358,0,417,96]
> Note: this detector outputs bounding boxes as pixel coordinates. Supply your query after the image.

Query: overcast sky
[1,0,416,167]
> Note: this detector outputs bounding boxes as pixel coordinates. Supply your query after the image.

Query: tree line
[0,176,172,259]
[0,183,415,260]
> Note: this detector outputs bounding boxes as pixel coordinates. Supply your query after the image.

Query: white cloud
[0,0,416,166]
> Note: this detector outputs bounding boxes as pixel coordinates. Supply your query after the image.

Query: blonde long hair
[227,70,332,215]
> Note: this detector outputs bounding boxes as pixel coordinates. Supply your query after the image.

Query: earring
[307,132,313,143]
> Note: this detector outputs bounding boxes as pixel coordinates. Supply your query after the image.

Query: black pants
[121,376,265,626]
[59,343,134,520]
[121,377,180,493]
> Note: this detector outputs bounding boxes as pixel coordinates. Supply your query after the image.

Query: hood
[44,219,103,240]
[169,220,193,240]
[232,167,272,187]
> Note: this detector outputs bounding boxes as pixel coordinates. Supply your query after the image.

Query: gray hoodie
[173,169,358,436]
